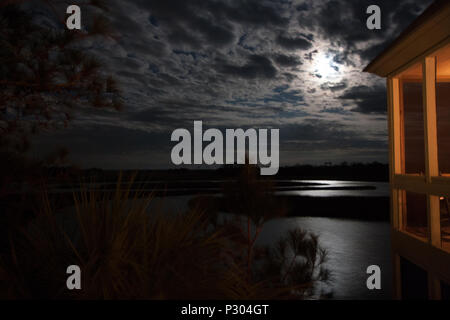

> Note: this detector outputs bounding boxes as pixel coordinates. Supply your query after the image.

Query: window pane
[399,62,425,174]
[400,190,428,240]
[437,83,450,173]
[436,44,450,174]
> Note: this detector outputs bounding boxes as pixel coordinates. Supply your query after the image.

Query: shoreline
[280,195,390,221]
[189,194,390,222]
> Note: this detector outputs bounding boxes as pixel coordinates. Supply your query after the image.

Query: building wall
[387,41,450,299]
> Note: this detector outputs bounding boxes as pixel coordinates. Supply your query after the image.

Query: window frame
[388,46,450,249]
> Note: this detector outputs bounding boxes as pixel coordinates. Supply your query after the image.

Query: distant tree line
[43,162,389,182]
[275,162,389,181]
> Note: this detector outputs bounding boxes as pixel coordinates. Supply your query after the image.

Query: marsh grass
[0,172,331,299]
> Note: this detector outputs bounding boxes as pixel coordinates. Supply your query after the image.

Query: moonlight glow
[312,52,341,80]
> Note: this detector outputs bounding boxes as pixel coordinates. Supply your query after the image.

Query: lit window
[436,44,450,175]
[398,62,425,174]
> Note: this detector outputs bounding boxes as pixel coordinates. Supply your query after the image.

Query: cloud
[276,34,313,50]
[273,54,302,67]
[339,85,387,114]
[320,81,348,92]
[279,120,388,164]
[310,0,433,65]
[320,107,348,114]
[217,54,277,79]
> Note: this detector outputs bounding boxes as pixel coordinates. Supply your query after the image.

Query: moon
[312,52,340,80]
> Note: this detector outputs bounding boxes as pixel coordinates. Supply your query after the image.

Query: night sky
[33,0,434,169]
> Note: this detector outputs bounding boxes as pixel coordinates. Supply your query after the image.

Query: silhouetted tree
[0,0,121,239]
[0,1,121,157]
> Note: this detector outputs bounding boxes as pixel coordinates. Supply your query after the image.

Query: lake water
[151,180,392,300]
[276,180,390,197]
[50,179,390,198]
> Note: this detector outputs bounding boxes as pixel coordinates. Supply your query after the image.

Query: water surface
[256,217,392,300]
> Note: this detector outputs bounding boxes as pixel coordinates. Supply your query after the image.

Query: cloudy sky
[34,0,434,169]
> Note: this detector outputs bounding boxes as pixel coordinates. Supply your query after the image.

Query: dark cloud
[358,41,389,64]
[304,50,318,61]
[217,54,277,79]
[166,26,203,48]
[129,1,234,49]
[133,0,290,50]
[309,0,433,65]
[315,1,378,44]
[358,0,433,62]
[111,8,145,35]
[339,85,387,114]
[273,54,302,67]
[280,121,387,153]
[296,3,309,12]
[320,107,348,114]
[276,34,313,50]
[391,1,429,30]
[320,81,348,92]
[216,0,289,27]
[182,15,235,47]
[158,73,182,86]
[126,40,167,58]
